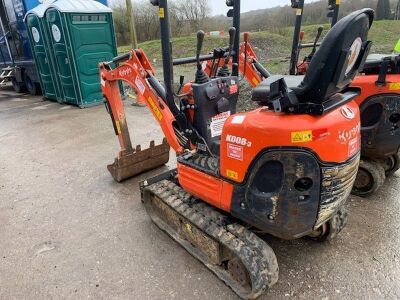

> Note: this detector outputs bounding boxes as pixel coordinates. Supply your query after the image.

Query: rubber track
[143,180,279,299]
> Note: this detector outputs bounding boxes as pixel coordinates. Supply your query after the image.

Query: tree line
[111,0,400,47]
[112,0,222,46]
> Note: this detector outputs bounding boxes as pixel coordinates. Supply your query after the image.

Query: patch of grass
[118,20,400,74]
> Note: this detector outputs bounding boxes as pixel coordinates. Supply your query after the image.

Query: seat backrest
[294,9,374,103]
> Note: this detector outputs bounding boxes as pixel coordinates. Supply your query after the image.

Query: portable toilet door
[45,7,77,104]
[45,0,117,107]
[25,1,63,102]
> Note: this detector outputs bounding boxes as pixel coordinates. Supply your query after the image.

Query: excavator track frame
[141,178,279,300]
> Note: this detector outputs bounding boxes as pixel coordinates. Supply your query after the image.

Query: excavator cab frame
[289,0,340,75]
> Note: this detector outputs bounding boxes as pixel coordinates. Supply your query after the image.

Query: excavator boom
[99,49,184,182]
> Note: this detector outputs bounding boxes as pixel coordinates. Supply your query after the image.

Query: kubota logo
[119,67,132,77]
[341,106,355,120]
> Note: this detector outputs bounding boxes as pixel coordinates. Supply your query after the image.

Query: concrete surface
[0,87,399,300]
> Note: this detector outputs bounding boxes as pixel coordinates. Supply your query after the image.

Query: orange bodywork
[352,73,400,105]
[99,49,183,154]
[177,163,234,212]
[178,101,361,212]
[100,46,361,214]
[219,101,361,183]
[204,40,263,88]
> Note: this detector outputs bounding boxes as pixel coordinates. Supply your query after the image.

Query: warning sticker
[148,97,163,121]
[210,111,230,138]
[291,130,313,143]
[159,7,165,18]
[229,84,238,94]
[252,77,260,86]
[115,120,121,134]
[231,115,246,124]
[389,82,400,91]
[227,143,243,161]
[226,169,239,180]
[348,137,360,158]
[135,76,146,95]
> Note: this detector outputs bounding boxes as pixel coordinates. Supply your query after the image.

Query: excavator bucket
[107,139,170,182]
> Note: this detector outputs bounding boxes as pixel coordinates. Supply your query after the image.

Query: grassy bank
[118,20,400,75]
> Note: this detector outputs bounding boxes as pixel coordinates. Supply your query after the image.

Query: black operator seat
[252,9,375,114]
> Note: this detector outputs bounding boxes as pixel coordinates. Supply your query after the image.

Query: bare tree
[395,0,400,20]
[134,1,159,42]
[174,0,211,32]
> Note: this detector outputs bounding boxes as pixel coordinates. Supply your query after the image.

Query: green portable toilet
[25,0,63,102]
[44,0,117,107]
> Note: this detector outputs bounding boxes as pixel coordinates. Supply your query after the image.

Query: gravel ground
[0,87,399,299]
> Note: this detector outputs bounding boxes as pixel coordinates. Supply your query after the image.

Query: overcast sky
[210,1,318,15]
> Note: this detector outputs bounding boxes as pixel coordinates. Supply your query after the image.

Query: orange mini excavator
[289,0,400,196]
[351,55,400,196]
[99,1,373,298]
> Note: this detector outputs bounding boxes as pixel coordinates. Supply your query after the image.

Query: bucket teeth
[108,139,170,182]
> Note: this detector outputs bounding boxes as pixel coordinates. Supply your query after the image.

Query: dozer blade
[108,139,170,182]
[141,178,279,300]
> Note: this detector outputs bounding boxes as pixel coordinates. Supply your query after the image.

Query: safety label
[348,137,360,158]
[148,97,163,121]
[226,169,239,180]
[291,130,312,143]
[231,115,246,124]
[252,77,260,86]
[227,143,243,161]
[389,82,400,91]
[135,76,146,95]
[229,84,238,94]
[159,8,165,18]
[210,111,230,137]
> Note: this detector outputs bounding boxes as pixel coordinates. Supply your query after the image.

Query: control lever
[242,32,249,79]
[218,27,237,77]
[177,75,185,94]
[196,30,205,69]
[194,30,209,84]
[308,26,323,60]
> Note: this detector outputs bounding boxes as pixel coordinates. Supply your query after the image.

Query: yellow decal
[296,8,302,16]
[184,223,192,232]
[159,7,165,18]
[291,130,313,143]
[389,82,400,91]
[115,120,121,135]
[226,169,239,180]
[148,97,163,121]
[336,0,341,4]
[252,77,260,86]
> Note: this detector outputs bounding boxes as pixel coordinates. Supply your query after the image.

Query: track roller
[142,179,279,299]
[352,159,386,197]
[308,207,348,242]
[383,151,400,177]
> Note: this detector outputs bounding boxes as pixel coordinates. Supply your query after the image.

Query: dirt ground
[1,87,399,300]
